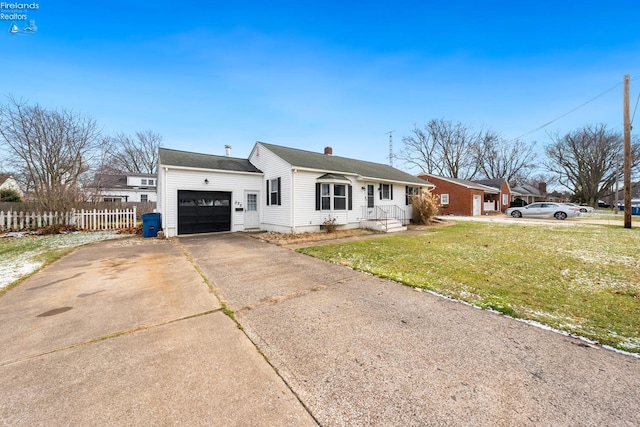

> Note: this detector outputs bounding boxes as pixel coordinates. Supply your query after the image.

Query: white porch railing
[484,201,497,211]
[0,207,137,231]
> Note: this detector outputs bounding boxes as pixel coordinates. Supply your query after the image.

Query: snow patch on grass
[0,231,126,290]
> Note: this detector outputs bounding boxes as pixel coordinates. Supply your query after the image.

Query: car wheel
[511,210,522,218]
[580,208,587,213]
[554,212,567,220]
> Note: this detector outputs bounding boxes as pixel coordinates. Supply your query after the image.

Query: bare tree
[399,119,482,179]
[475,133,537,183]
[105,130,162,174]
[0,97,103,211]
[544,124,640,206]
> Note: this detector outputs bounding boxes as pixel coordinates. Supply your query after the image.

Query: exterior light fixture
[204,178,209,184]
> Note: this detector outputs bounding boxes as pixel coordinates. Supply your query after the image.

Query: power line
[510,82,622,142]
[631,91,640,126]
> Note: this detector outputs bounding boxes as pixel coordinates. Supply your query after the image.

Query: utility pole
[615,154,619,214]
[386,130,395,167]
[623,74,632,228]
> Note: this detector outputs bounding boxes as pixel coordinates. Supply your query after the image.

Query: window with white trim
[380,184,391,200]
[141,179,147,185]
[140,194,148,203]
[321,183,331,210]
[334,184,346,210]
[268,178,281,206]
[441,193,449,205]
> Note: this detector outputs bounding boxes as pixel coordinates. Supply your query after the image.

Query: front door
[472,194,482,216]
[245,191,259,229]
[367,184,375,208]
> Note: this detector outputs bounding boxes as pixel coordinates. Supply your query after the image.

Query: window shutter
[266,180,270,206]
[277,177,282,205]
[348,185,353,210]
[379,183,382,200]
[315,183,321,210]
[390,184,394,200]
[405,186,409,205]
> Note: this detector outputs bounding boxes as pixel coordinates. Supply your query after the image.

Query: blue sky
[3,1,640,170]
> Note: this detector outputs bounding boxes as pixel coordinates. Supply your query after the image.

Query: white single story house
[0,174,24,198]
[157,142,434,237]
[90,173,158,203]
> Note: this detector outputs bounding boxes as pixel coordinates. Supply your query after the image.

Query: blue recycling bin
[142,213,161,238]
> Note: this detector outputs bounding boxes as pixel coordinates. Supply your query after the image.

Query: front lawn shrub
[411,190,439,225]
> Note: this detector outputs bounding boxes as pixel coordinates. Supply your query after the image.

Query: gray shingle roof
[258,142,431,186]
[419,173,499,193]
[474,178,506,189]
[159,148,262,173]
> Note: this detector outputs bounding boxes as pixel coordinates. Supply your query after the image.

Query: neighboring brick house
[417,174,499,216]
[473,178,511,213]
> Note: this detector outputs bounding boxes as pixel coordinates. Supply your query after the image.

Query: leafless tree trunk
[105,130,162,174]
[544,124,640,206]
[399,119,482,179]
[0,97,103,212]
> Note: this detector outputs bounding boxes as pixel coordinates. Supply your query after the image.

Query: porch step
[360,219,407,233]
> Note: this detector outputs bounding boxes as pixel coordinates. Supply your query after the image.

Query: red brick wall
[500,181,511,212]
[418,175,481,216]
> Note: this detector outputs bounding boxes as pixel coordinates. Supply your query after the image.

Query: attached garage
[157,148,264,237]
[178,190,232,234]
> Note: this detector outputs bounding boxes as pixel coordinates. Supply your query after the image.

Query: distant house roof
[0,174,11,186]
[92,173,157,190]
[418,173,499,194]
[474,178,509,191]
[256,142,432,186]
[159,148,262,173]
[511,184,543,197]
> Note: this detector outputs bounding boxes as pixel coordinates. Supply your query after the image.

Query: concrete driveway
[182,233,640,426]
[1,232,638,426]
[0,237,315,426]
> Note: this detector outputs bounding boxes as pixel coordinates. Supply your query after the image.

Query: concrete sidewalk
[0,237,315,426]
[182,233,640,427]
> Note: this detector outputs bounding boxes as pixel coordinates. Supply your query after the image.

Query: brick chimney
[538,182,547,195]
[324,146,333,155]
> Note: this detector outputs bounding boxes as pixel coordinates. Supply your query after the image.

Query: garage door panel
[178,190,231,235]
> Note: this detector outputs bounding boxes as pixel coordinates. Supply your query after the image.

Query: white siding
[158,164,263,237]
[99,188,157,203]
[292,172,362,231]
[249,144,293,232]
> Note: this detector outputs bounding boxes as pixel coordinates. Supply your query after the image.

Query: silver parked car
[505,202,580,220]
[563,202,594,213]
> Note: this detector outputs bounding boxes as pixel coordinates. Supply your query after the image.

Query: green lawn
[298,221,640,353]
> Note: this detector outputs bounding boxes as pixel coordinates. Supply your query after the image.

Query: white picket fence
[0,207,137,231]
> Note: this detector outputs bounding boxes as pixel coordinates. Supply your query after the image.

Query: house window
[140,194,148,203]
[321,183,331,210]
[406,186,419,205]
[267,177,281,206]
[149,179,155,186]
[379,183,393,200]
[141,179,147,185]
[441,194,449,205]
[316,183,352,211]
[334,184,346,210]
[247,194,257,211]
[502,194,508,205]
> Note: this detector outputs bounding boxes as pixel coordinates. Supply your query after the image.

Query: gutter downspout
[291,168,296,233]
[163,166,168,236]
